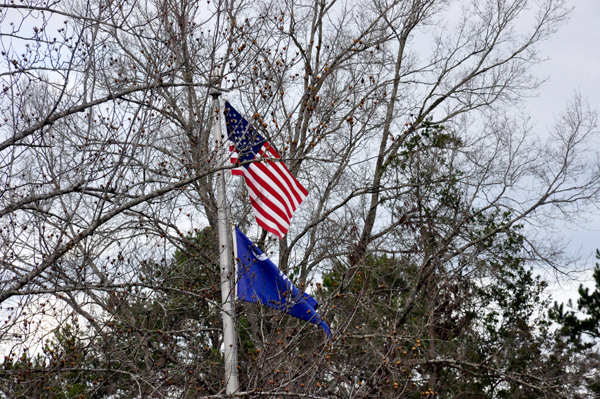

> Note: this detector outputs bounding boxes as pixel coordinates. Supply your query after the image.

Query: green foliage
[548,250,600,397]
[316,207,569,398]
[1,324,107,399]
[0,228,225,398]
[551,249,600,346]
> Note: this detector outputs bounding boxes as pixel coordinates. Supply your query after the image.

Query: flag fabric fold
[224,102,308,239]
[235,226,331,337]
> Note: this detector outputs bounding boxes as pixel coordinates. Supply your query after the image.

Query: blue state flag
[235,226,332,337]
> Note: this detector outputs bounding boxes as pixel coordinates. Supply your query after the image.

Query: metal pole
[211,92,239,394]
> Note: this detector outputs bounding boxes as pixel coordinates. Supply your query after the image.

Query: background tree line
[1,0,599,397]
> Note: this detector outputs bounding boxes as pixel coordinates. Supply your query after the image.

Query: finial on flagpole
[209,68,224,97]
[209,88,224,98]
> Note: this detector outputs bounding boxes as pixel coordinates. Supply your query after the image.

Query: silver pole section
[211,92,239,394]
[231,223,238,300]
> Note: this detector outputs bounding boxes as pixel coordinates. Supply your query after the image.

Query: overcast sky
[528,0,600,298]
[528,0,600,128]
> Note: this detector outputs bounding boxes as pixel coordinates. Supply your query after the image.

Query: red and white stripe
[230,143,308,238]
[229,144,245,176]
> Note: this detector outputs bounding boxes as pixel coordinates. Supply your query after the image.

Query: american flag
[224,102,308,238]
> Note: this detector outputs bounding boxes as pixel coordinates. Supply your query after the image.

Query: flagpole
[231,224,238,300]
[210,90,239,394]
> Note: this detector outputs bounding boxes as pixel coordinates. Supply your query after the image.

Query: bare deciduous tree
[1,0,599,398]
